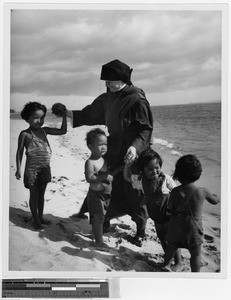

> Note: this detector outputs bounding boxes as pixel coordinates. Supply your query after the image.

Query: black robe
[72,85,153,169]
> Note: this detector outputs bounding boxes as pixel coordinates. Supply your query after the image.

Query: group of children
[15,101,220,272]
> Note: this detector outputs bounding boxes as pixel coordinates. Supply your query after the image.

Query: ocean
[151,102,221,204]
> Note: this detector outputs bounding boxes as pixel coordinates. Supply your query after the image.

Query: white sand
[8,117,221,273]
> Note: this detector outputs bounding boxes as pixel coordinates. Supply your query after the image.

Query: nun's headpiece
[100,59,133,85]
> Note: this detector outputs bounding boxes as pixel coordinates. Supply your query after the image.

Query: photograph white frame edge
[1,0,230,288]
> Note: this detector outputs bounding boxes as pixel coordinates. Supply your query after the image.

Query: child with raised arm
[163,154,220,272]
[84,128,123,250]
[124,148,182,271]
[15,102,67,230]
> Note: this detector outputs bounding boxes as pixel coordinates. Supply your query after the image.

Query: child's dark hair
[20,102,47,121]
[173,154,202,183]
[137,148,163,172]
[86,128,107,146]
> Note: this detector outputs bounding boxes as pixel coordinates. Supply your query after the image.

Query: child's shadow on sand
[9,206,91,241]
[9,207,154,272]
[61,244,155,272]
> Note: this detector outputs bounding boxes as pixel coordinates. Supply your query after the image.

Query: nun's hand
[124,146,137,164]
[52,103,66,117]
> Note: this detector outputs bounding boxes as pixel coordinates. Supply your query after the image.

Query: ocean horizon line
[151,100,221,108]
[10,100,221,113]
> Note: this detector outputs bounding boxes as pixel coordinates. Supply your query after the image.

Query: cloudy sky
[10,8,222,111]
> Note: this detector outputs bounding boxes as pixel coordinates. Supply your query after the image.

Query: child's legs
[169,248,184,272]
[29,185,41,225]
[78,196,88,215]
[87,191,108,246]
[173,249,182,265]
[127,188,147,237]
[189,245,202,272]
[155,223,182,269]
[91,213,104,246]
[164,243,179,267]
[37,182,48,223]
[155,223,168,251]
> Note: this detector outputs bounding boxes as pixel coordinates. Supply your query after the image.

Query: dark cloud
[10,10,221,97]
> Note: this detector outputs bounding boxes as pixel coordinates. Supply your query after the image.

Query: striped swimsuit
[24,128,52,189]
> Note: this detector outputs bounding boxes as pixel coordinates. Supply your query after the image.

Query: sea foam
[154,138,174,149]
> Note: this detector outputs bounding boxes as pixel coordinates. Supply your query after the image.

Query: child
[163,154,220,272]
[124,148,182,271]
[84,128,123,249]
[15,102,67,230]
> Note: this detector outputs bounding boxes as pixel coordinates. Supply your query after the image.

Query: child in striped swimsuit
[15,102,67,230]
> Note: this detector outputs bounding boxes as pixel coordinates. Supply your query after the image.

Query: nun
[53,59,153,244]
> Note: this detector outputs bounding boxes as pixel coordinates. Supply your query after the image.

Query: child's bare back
[170,183,219,219]
[163,154,220,272]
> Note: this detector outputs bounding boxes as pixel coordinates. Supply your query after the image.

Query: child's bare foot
[93,242,110,251]
[33,222,44,230]
[161,265,172,272]
[124,235,144,247]
[40,218,51,225]
[171,262,184,272]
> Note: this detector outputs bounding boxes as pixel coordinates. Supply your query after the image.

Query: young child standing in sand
[162,154,220,272]
[84,128,123,250]
[15,102,67,230]
[124,148,182,271]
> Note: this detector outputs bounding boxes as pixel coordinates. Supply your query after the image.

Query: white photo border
[1,0,230,291]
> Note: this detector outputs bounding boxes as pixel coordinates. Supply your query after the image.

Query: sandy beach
[8,116,221,273]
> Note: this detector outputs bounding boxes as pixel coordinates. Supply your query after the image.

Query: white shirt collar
[118,83,126,91]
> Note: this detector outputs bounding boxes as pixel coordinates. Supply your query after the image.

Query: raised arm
[44,111,67,135]
[15,132,26,179]
[204,188,220,205]
[52,95,106,129]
